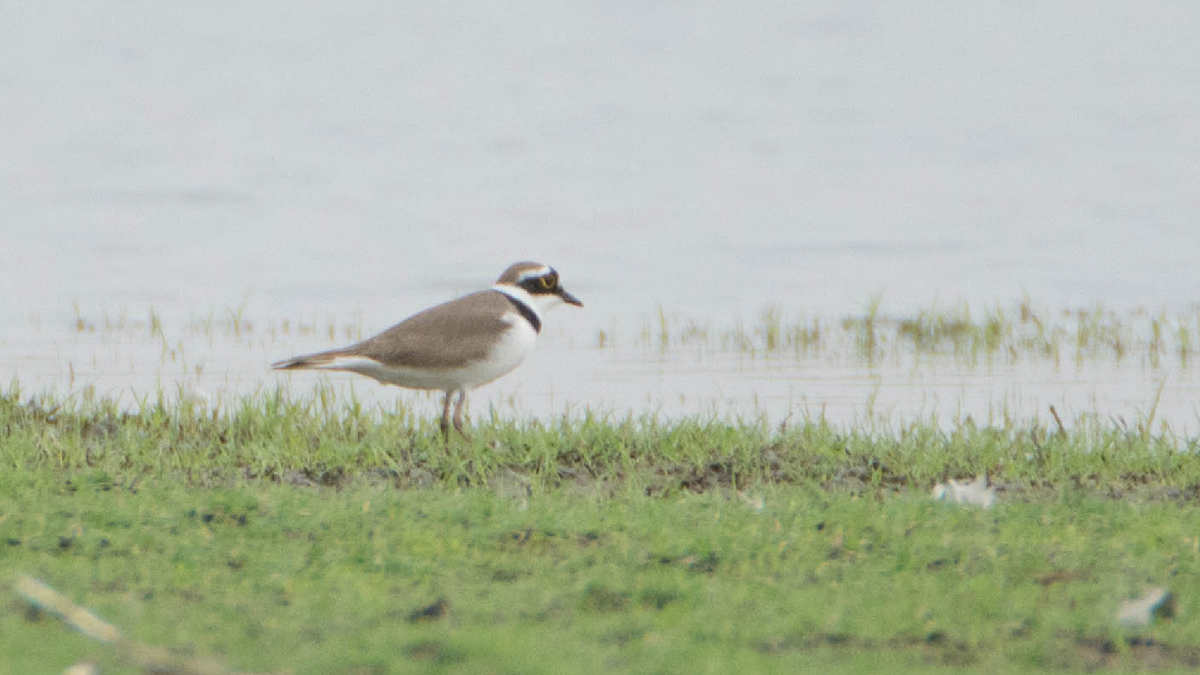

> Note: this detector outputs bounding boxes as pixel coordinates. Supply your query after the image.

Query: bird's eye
[539,275,555,290]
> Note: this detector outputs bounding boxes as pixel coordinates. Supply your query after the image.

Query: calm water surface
[3,2,1198,430]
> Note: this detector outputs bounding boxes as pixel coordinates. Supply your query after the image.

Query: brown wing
[342,291,514,369]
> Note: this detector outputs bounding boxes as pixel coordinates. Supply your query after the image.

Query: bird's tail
[270,350,343,371]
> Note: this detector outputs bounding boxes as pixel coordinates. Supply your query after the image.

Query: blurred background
[2,1,1198,427]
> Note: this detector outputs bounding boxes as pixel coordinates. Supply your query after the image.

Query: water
[3,2,1199,430]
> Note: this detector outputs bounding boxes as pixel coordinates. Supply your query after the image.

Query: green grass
[4,387,1200,674]
[64,297,1200,367]
[618,298,1200,368]
[4,383,1197,494]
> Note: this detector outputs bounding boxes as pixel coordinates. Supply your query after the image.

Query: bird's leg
[452,389,471,440]
[439,391,453,438]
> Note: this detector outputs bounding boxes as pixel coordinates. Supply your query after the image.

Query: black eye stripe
[520,273,558,293]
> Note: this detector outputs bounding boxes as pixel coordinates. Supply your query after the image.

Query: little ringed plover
[272,261,582,437]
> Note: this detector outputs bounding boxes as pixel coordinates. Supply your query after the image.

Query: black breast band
[503,293,541,333]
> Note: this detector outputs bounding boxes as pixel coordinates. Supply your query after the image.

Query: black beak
[559,288,583,307]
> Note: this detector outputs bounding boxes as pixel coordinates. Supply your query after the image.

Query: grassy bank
[4,388,1200,674]
[3,385,1197,495]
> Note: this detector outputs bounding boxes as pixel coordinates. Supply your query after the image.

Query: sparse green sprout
[657,305,670,351]
[1178,320,1193,365]
[844,294,883,362]
[791,317,822,354]
[759,305,782,351]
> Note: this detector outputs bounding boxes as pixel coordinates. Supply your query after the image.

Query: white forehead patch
[515,265,552,282]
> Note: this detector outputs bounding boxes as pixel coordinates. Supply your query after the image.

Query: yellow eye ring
[539,276,555,290]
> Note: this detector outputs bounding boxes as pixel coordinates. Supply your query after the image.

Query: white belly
[315,318,538,392]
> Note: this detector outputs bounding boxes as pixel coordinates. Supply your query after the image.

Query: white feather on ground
[931,475,996,509]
